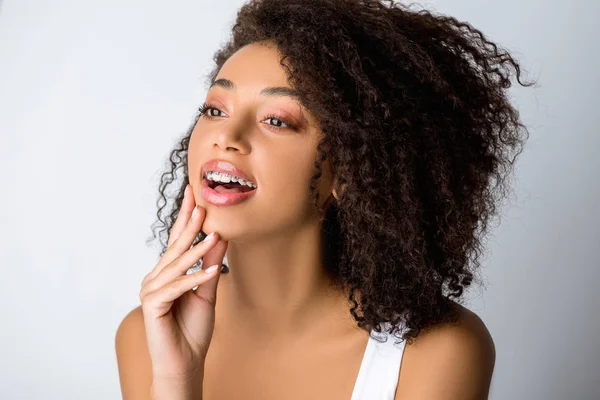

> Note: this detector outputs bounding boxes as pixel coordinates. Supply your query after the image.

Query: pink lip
[201,175,257,206]
[201,159,257,207]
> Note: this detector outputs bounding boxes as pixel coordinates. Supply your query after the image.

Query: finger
[167,205,207,258]
[142,205,206,287]
[193,239,228,304]
[141,265,222,318]
[141,231,219,296]
[166,184,194,248]
[142,184,193,288]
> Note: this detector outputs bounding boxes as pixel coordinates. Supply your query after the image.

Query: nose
[212,117,251,153]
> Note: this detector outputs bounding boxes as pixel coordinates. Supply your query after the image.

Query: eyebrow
[209,78,300,99]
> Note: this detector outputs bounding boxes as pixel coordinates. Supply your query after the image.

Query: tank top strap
[350,322,407,400]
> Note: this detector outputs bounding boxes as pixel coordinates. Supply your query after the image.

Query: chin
[200,214,248,242]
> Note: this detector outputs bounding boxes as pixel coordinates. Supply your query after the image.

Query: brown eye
[264,114,295,130]
[198,102,297,131]
[265,117,287,128]
[208,108,223,117]
[198,103,224,119]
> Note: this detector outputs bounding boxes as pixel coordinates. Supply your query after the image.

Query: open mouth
[206,177,256,194]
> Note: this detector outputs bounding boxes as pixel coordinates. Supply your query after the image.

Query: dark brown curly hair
[148,0,536,344]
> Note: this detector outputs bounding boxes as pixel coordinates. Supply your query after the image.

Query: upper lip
[203,159,256,185]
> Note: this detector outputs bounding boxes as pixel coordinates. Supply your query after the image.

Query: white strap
[350,326,407,400]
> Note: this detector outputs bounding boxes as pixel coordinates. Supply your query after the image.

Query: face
[187,41,335,242]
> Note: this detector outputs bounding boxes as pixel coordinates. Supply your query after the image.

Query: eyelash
[198,102,297,131]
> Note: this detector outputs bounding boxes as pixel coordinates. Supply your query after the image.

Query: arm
[395,306,496,400]
[115,306,204,400]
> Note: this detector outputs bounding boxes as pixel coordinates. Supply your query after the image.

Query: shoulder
[115,305,147,354]
[395,302,496,400]
[115,305,153,399]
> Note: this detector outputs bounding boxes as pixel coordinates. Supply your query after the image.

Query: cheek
[262,155,321,206]
[186,150,200,180]
[186,131,206,179]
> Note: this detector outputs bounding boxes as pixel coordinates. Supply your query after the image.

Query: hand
[139,183,228,384]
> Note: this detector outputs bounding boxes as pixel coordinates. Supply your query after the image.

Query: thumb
[194,239,228,304]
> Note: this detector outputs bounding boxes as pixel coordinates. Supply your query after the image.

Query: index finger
[167,184,195,248]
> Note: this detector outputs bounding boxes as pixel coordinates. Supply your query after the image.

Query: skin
[188,41,342,339]
[116,41,496,400]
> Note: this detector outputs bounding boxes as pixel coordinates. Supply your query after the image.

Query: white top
[350,322,407,400]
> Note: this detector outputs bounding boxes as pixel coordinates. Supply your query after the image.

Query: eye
[198,102,224,118]
[264,114,293,130]
[198,102,297,131]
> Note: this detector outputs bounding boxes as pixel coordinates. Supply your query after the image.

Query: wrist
[150,372,204,400]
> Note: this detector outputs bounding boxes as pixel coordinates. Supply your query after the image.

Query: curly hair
[148,0,536,344]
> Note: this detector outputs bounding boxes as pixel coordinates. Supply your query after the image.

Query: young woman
[116,0,534,399]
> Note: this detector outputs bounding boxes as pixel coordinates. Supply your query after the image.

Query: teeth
[206,171,256,188]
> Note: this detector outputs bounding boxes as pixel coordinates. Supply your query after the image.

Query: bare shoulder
[395,302,496,400]
[115,305,153,400]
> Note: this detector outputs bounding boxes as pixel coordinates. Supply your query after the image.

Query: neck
[215,220,351,339]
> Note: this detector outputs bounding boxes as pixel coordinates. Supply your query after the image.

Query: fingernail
[204,264,219,274]
[202,232,214,242]
[192,206,198,219]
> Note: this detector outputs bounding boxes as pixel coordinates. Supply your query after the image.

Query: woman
[116,0,534,399]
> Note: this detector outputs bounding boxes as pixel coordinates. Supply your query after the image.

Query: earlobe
[331,178,346,201]
[327,174,345,209]
[322,191,336,212]
[332,189,339,201]
[331,175,340,199]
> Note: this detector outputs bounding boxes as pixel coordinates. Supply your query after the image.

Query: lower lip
[201,178,257,206]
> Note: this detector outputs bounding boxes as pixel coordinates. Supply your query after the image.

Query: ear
[322,174,337,211]
[332,176,347,198]
[322,192,336,212]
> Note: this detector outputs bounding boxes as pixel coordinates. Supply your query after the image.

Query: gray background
[0,0,597,399]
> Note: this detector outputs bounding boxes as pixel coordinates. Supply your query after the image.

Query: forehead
[215,41,290,89]
[210,41,320,132]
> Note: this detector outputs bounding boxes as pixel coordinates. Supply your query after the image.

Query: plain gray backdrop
[0,0,598,399]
